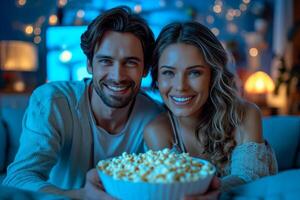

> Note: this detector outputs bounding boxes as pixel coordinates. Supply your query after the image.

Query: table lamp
[0,40,38,92]
[0,40,38,71]
[244,71,275,113]
[244,71,275,94]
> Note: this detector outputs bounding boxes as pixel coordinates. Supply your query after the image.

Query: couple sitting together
[2,6,277,200]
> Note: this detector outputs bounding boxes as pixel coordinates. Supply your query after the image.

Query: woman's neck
[176,115,199,130]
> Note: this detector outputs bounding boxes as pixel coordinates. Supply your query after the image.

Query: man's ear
[142,67,149,77]
[87,59,92,74]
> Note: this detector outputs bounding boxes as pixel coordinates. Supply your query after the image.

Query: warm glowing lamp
[0,40,38,92]
[244,71,275,94]
[0,40,38,71]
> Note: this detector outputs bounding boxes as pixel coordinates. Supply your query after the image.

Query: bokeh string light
[14,0,257,43]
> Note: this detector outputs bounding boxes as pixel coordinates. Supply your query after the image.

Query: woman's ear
[87,59,92,74]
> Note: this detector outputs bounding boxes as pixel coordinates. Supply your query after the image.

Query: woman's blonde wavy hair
[151,22,245,175]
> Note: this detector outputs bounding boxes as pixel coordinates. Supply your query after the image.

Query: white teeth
[107,85,128,92]
[171,96,192,102]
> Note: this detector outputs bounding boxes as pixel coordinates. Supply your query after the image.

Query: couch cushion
[224,169,300,198]
[0,94,29,166]
[0,118,7,172]
[262,116,300,171]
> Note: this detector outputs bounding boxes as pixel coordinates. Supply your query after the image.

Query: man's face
[88,31,145,108]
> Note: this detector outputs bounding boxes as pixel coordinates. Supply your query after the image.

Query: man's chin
[95,83,139,109]
[104,102,131,109]
[102,96,134,109]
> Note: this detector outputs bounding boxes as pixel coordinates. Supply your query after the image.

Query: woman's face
[158,43,211,118]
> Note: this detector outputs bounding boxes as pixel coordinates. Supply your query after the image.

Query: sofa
[0,93,300,198]
[0,93,30,183]
[223,116,300,199]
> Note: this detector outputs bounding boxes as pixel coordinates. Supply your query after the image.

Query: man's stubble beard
[92,79,139,109]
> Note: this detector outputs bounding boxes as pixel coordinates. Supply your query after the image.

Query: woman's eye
[161,70,174,77]
[189,70,202,77]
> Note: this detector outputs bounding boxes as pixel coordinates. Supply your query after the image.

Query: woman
[144,22,278,191]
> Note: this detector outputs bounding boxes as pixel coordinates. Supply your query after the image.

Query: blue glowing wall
[46,26,90,82]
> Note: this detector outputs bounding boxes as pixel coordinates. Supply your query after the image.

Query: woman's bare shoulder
[237,101,264,144]
[243,101,262,119]
[143,112,173,150]
[144,113,172,137]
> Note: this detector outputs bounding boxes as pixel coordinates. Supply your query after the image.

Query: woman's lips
[170,95,195,105]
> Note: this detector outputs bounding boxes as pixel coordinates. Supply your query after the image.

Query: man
[3,6,163,199]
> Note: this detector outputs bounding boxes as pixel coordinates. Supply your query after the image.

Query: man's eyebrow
[94,55,142,62]
[124,57,142,62]
[94,55,113,59]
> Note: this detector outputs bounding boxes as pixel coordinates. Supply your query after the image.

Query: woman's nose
[174,74,188,91]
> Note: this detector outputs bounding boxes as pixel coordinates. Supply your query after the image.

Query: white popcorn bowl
[97,158,216,200]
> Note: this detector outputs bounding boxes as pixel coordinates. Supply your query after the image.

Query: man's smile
[104,84,131,93]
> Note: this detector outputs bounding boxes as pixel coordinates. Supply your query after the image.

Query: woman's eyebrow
[186,65,207,70]
[159,65,207,70]
[159,65,175,69]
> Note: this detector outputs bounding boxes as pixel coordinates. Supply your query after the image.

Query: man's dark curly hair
[80,6,155,74]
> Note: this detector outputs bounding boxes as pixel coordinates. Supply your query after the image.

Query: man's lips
[104,84,131,93]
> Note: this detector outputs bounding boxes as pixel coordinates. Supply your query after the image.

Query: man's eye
[189,70,202,77]
[99,59,112,65]
[126,60,138,67]
[161,70,174,77]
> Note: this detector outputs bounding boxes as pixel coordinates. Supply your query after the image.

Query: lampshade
[244,71,275,94]
[0,40,38,71]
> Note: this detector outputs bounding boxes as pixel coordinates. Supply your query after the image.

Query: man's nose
[111,62,126,81]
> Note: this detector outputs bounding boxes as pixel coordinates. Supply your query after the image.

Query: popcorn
[97,148,214,183]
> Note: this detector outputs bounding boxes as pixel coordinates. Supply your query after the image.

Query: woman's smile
[158,43,211,117]
[170,95,195,105]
